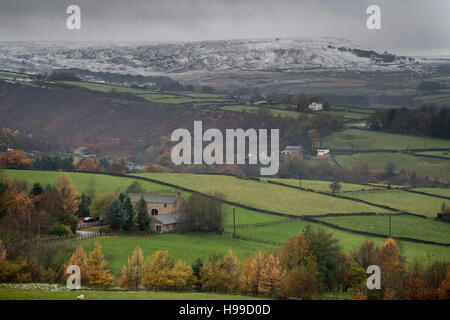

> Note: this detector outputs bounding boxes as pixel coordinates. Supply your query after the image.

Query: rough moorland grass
[0,287,260,300]
[4,169,178,195]
[344,189,444,217]
[325,129,450,150]
[79,234,277,277]
[411,188,450,198]
[335,152,450,183]
[316,215,450,244]
[261,178,381,193]
[131,173,392,215]
[234,221,450,264]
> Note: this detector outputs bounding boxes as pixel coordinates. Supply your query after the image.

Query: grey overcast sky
[0,0,449,55]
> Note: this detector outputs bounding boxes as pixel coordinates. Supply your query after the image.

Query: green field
[324,111,370,121]
[316,215,450,244]
[0,286,258,300]
[79,234,276,276]
[415,150,450,158]
[4,169,180,195]
[411,188,450,198]
[136,93,183,101]
[0,71,30,80]
[234,220,450,264]
[261,178,381,193]
[325,129,450,150]
[344,189,444,217]
[336,152,450,183]
[131,173,392,216]
[61,81,151,94]
[222,204,286,225]
[414,93,450,106]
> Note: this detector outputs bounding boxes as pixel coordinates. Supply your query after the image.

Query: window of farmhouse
[164,203,167,208]
[151,208,158,215]
[156,225,162,233]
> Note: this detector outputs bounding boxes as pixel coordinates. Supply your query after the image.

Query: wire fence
[223,217,300,230]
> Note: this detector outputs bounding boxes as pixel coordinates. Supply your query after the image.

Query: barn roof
[128,193,180,204]
[152,212,184,225]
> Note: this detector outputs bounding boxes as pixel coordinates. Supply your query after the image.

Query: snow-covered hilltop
[0,38,430,76]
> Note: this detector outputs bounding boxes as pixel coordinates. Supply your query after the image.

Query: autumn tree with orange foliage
[0,149,32,169]
[279,233,320,299]
[66,246,88,283]
[107,161,128,174]
[86,242,113,288]
[78,157,98,172]
[56,173,80,213]
[258,253,284,296]
[438,265,450,300]
[0,179,35,241]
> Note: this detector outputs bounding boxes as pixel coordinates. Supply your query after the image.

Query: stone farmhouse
[280,145,303,158]
[129,193,186,233]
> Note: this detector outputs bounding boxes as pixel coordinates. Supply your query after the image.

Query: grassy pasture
[220,105,302,118]
[0,286,258,300]
[233,221,450,264]
[411,188,450,198]
[335,152,450,183]
[131,173,392,216]
[4,169,180,196]
[316,215,450,244]
[325,129,450,150]
[60,81,150,94]
[261,178,381,193]
[415,150,450,158]
[344,189,444,217]
[0,71,30,80]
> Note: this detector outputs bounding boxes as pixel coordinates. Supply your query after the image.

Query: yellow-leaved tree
[141,250,195,291]
[200,250,241,293]
[87,242,113,287]
[120,246,145,290]
[56,173,80,213]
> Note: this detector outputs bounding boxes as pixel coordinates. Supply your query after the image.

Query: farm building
[281,146,303,157]
[308,102,323,111]
[129,193,186,233]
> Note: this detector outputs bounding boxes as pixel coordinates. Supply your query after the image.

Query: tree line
[367,107,450,139]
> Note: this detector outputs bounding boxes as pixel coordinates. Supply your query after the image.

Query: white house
[317,148,330,157]
[308,102,323,111]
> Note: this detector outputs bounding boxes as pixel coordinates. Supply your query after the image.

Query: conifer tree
[136,196,150,231]
[120,246,144,290]
[87,242,113,287]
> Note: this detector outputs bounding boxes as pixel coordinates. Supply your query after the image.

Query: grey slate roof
[152,212,185,225]
[129,193,179,204]
[284,145,303,150]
